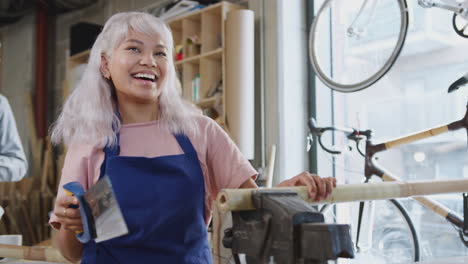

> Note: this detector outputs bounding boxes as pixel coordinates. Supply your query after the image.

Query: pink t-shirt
[50,116,257,229]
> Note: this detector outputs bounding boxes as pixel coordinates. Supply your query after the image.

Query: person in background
[0,94,27,182]
[49,12,336,263]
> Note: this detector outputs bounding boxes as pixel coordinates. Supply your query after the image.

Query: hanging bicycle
[309,0,468,92]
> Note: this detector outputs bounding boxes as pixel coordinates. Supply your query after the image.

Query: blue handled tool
[63,175,128,243]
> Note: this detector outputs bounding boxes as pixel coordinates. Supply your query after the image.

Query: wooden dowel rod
[265,145,276,188]
[0,244,68,262]
[217,178,468,212]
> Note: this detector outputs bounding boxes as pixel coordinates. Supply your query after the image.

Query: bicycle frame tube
[369,103,467,154]
[364,102,468,229]
[419,0,468,17]
[367,161,464,228]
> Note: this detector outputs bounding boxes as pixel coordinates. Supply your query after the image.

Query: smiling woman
[48,11,336,264]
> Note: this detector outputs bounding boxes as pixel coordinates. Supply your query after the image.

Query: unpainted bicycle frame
[364,103,467,234]
[311,102,468,248]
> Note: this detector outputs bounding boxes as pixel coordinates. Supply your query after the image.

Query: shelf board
[175,48,222,66]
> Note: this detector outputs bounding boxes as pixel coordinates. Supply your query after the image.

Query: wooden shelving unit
[167,1,243,126]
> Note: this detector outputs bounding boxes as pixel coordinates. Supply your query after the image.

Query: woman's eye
[155,51,166,57]
[128,47,140,52]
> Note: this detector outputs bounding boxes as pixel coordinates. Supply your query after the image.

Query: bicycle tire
[320,198,420,263]
[452,13,468,38]
[309,0,409,92]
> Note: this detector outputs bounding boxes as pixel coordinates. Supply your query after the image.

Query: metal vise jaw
[222,190,354,264]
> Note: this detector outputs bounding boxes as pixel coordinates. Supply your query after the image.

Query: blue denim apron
[81,132,212,263]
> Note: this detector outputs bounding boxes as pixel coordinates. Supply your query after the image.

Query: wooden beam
[217,178,468,212]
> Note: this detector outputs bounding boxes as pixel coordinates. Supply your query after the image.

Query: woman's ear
[100,54,110,79]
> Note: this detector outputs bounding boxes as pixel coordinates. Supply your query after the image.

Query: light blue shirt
[0,95,27,181]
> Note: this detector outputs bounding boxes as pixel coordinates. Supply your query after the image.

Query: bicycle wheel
[309,0,409,92]
[320,199,419,263]
[452,13,468,38]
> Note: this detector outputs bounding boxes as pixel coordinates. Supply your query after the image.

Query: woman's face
[102,30,169,104]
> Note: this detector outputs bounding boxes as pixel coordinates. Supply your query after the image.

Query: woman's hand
[276,172,336,201]
[54,193,83,232]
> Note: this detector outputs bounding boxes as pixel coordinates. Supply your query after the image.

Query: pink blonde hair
[51,12,200,148]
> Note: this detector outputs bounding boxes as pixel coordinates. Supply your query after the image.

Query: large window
[312,0,468,262]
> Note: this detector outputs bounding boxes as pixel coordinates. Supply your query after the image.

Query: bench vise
[222,190,354,264]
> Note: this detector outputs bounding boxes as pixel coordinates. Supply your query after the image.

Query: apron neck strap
[174,134,196,154]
